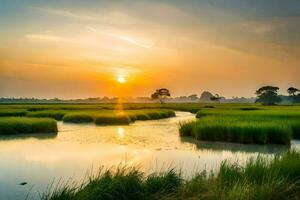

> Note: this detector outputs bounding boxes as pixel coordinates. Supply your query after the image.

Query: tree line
[256,86,300,105]
[151,86,300,105]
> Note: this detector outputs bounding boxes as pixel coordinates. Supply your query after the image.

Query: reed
[0,117,58,135]
[41,150,300,200]
[63,113,94,123]
[0,109,27,117]
[26,110,67,120]
[180,116,292,145]
[95,114,132,125]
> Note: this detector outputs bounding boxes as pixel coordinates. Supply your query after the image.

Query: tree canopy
[287,87,300,96]
[255,86,281,105]
[199,91,214,102]
[210,94,223,103]
[151,88,171,104]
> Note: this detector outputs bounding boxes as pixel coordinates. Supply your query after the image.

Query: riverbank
[41,150,300,200]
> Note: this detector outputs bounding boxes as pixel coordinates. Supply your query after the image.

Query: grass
[0,109,27,117]
[180,116,292,145]
[0,103,299,139]
[0,104,177,125]
[41,150,300,200]
[61,110,176,125]
[95,114,132,125]
[26,110,68,120]
[0,108,175,134]
[63,113,95,123]
[0,117,58,135]
[180,108,300,145]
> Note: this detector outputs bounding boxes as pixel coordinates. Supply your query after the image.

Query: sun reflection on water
[117,127,125,138]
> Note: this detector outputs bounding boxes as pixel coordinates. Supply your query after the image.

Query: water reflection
[0,112,298,200]
[180,137,290,155]
[117,127,125,138]
[0,132,57,141]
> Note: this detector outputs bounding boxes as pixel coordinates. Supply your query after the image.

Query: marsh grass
[61,110,176,124]
[0,117,57,135]
[180,116,292,145]
[95,114,132,125]
[41,150,300,200]
[63,113,95,123]
[26,110,68,120]
[184,109,300,145]
[41,167,182,200]
[0,109,27,117]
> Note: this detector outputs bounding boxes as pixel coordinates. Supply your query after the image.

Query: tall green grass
[26,110,67,120]
[180,116,292,145]
[63,113,94,123]
[0,109,27,117]
[181,108,300,145]
[61,110,176,124]
[0,117,58,135]
[95,114,132,125]
[41,150,300,200]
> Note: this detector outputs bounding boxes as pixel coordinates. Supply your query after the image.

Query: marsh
[0,111,297,200]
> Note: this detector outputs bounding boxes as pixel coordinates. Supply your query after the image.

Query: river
[0,112,296,200]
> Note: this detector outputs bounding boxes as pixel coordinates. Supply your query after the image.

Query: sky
[0,0,300,99]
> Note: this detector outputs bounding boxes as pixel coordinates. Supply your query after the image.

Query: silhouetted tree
[199,91,214,102]
[151,88,171,104]
[188,94,198,101]
[210,94,223,103]
[255,86,281,105]
[287,87,300,96]
[287,87,300,103]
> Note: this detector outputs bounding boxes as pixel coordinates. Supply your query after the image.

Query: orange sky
[0,1,300,98]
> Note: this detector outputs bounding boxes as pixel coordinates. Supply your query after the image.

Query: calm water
[0,112,296,200]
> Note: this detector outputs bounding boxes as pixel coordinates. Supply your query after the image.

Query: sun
[117,76,126,84]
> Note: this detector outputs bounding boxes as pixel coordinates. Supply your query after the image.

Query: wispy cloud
[25,33,70,43]
[241,20,280,35]
[87,26,154,49]
[32,7,98,21]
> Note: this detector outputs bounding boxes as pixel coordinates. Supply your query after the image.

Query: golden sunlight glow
[117,76,126,84]
[117,127,125,138]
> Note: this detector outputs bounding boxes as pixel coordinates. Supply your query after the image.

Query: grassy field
[0,104,177,121]
[0,109,27,117]
[41,150,300,200]
[180,105,300,145]
[0,104,177,134]
[0,103,300,139]
[0,117,58,135]
[62,109,176,125]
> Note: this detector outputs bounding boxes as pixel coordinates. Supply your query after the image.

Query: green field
[1,103,300,199]
[0,104,177,134]
[0,103,300,142]
[179,104,300,145]
[41,150,300,200]
[0,117,58,135]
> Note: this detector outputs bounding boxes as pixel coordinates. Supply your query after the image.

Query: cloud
[87,26,153,49]
[104,32,153,49]
[25,33,71,43]
[102,66,142,75]
[32,7,98,21]
[241,20,280,35]
[25,34,62,41]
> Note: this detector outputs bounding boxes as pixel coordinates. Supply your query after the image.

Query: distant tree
[210,94,223,103]
[188,94,198,101]
[255,86,281,105]
[151,88,171,104]
[296,94,300,103]
[199,91,214,102]
[287,87,300,103]
[287,87,300,96]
